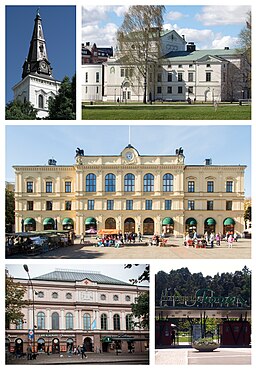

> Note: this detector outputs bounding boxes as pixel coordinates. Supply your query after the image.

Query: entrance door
[124,218,135,233]
[143,218,154,235]
[15,338,23,356]
[37,338,45,352]
[83,337,93,352]
[52,338,60,353]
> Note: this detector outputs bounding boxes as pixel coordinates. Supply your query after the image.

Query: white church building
[81,30,248,103]
[13,10,61,118]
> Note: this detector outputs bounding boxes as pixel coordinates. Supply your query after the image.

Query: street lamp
[23,264,36,354]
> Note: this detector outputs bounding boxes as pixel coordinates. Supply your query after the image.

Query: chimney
[187,42,196,52]
[224,46,229,50]
[204,158,212,166]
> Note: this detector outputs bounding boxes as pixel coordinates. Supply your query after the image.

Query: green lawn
[82,104,251,120]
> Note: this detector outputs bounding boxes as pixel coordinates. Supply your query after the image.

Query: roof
[163,48,239,62]
[33,269,132,286]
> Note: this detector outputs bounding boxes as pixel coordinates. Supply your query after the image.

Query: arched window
[52,292,58,299]
[163,174,173,192]
[144,173,154,192]
[126,314,133,330]
[66,313,73,330]
[52,312,59,330]
[83,313,91,330]
[105,173,116,192]
[16,319,23,330]
[113,314,120,330]
[37,312,45,329]
[124,173,135,192]
[101,314,108,330]
[86,173,96,192]
[38,94,44,109]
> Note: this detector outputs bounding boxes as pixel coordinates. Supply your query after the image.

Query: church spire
[22,9,53,79]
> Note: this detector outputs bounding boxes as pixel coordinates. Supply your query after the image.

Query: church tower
[12,9,61,118]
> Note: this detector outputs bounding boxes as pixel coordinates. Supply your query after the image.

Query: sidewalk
[6,352,149,365]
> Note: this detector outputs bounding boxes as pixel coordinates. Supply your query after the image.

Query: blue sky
[82,5,251,49]
[5,125,251,196]
[5,5,76,103]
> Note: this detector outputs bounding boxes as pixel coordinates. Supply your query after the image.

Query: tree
[237,11,251,98]
[124,264,149,284]
[5,271,28,329]
[5,189,15,233]
[131,291,149,329]
[5,99,37,120]
[47,75,76,119]
[117,5,165,103]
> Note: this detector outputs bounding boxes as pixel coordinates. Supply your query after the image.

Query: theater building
[6,269,149,354]
[13,145,246,237]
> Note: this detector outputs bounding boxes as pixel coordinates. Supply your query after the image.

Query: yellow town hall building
[13,145,246,237]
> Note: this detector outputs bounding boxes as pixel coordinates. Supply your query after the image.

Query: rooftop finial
[36,7,40,16]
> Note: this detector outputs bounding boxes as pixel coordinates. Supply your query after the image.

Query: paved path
[155,347,251,365]
[9,238,251,259]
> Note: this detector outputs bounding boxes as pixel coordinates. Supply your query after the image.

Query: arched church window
[38,94,44,109]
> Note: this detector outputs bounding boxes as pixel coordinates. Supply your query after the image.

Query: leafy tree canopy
[5,99,37,120]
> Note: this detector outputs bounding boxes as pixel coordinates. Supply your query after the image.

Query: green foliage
[5,189,15,232]
[124,264,149,284]
[47,75,76,120]
[5,99,37,120]
[5,272,28,329]
[131,291,149,329]
[244,206,251,222]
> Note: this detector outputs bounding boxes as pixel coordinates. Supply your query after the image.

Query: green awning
[186,218,197,226]
[85,217,96,225]
[62,218,74,226]
[162,217,174,225]
[205,218,216,226]
[224,217,235,226]
[24,218,36,225]
[101,336,112,343]
[43,217,55,225]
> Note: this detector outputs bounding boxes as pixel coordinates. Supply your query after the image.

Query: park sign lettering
[186,289,248,308]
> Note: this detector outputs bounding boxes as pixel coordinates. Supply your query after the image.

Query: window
[223,72,226,82]
[207,181,214,192]
[85,72,88,83]
[157,86,162,94]
[16,320,23,330]
[206,63,211,68]
[46,201,53,211]
[126,200,133,210]
[188,181,195,192]
[126,314,133,330]
[124,174,135,192]
[178,73,183,82]
[178,86,183,94]
[120,68,124,77]
[226,181,233,192]
[37,291,44,298]
[52,312,59,330]
[163,174,173,192]
[65,181,71,193]
[107,200,114,210]
[165,200,172,210]
[226,201,233,210]
[101,314,108,330]
[52,292,58,299]
[167,86,172,94]
[178,64,183,68]
[125,295,131,302]
[46,181,52,193]
[66,293,72,299]
[66,313,73,330]
[168,72,172,82]
[100,294,106,301]
[27,201,33,211]
[86,173,96,192]
[83,314,91,330]
[144,173,154,192]
[27,181,33,193]
[105,173,116,192]
[157,73,162,82]
[188,200,195,210]
[188,86,193,94]
[145,200,152,210]
[207,201,214,210]
[113,295,119,301]
[65,201,72,210]
[206,72,211,82]
[113,314,120,330]
[96,72,100,83]
[188,72,193,82]
[38,94,44,109]
[88,199,94,210]
[37,312,45,329]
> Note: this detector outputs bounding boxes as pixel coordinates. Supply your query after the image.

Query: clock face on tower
[125,151,134,161]
[40,61,48,72]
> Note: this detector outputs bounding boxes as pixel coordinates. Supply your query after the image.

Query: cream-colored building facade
[13,145,246,237]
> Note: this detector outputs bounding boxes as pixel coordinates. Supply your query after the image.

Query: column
[108,311,113,330]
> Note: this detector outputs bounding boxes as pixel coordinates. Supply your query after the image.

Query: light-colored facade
[6,270,149,354]
[82,30,249,103]
[13,145,246,237]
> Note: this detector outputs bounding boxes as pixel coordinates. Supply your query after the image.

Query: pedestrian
[27,345,32,360]
[80,233,85,244]
[228,234,234,248]
[210,232,214,248]
[81,344,87,359]
[171,330,176,345]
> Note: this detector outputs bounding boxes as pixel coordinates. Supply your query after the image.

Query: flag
[91,319,96,330]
